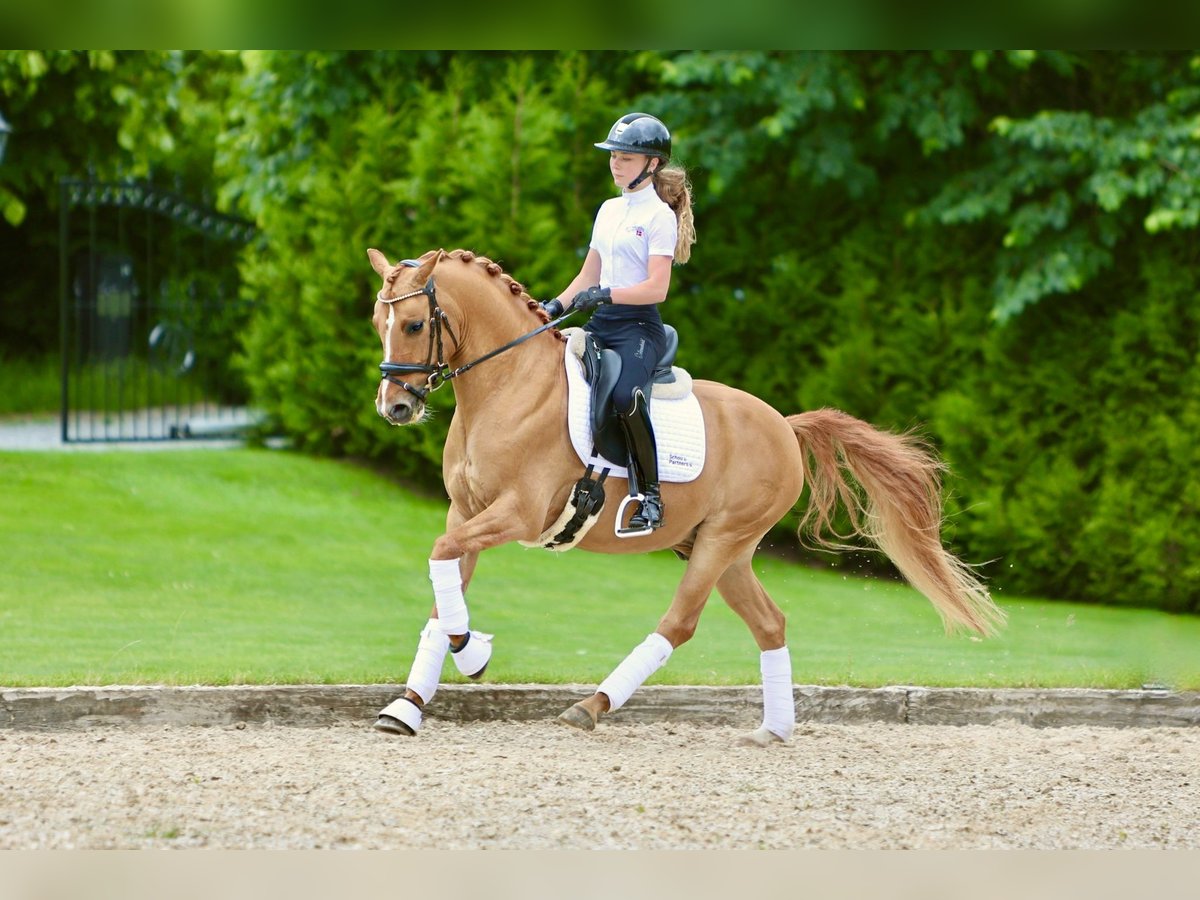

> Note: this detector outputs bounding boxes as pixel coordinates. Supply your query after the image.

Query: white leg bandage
[597,632,673,712]
[404,618,450,705]
[429,557,469,635]
[760,646,795,740]
[450,630,493,678]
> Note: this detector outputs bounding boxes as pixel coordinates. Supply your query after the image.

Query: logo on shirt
[634,226,644,237]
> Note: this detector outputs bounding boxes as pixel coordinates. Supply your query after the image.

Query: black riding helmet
[594,112,671,163]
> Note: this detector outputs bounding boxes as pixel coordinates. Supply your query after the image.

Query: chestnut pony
[368,248,1003,742]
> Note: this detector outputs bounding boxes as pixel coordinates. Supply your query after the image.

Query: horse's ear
[367,248,391,278]
[410,250,440,282]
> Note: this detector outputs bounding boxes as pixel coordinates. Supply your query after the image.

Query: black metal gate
[58,175,258,442]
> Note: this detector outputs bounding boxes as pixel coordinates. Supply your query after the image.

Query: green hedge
[753,222,1200,614]
[229,54,1200,615]
[239,166,1200,615]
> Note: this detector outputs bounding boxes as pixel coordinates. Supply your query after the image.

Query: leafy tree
[645,51,1200,610]
[0,50,240,355]
[8,50,1197,613]
[918,52,1200,320]
[223,51,619,473]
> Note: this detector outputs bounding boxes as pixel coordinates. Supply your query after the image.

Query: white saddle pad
[561,328,705,483]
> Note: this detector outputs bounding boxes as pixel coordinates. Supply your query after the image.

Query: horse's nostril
[390,403,412,423]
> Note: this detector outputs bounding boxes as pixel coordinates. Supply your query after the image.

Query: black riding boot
[619,388,665,531]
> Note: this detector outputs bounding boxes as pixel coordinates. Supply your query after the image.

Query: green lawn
[2,448,1197,689]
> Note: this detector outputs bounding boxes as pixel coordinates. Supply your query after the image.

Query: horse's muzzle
[377,384,423,425]
[381,398,420,425]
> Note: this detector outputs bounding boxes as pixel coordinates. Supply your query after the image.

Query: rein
[378,267,577,401]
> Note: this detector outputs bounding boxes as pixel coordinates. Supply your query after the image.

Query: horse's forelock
[384,249,442,290]
[381,248,444,290]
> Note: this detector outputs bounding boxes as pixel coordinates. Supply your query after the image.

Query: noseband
[377,259,577,403]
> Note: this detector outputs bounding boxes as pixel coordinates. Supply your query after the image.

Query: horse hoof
[737,725,787,747]
[556,703,597,732]
[373,714,415,737]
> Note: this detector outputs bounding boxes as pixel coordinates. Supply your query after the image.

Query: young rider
[554,112,696,533]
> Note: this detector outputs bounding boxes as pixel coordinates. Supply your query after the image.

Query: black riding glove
[571,285,612,312]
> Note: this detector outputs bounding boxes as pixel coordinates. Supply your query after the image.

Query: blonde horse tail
[788,408,1006,637]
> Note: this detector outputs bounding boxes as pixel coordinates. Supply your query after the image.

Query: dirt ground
[2,718,1197,850]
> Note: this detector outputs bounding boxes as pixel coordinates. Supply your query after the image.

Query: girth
[579,325,679,466]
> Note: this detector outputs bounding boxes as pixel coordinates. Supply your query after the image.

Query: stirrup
[615,493,654,538]
[629,492,663,531]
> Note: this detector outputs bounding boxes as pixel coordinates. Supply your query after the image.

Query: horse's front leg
[430,547,493,679]
[375,497,535,737]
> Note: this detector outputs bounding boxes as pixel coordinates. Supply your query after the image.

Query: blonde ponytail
[653,164,696,264]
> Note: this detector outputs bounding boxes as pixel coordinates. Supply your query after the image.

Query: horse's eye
[406,320,425,335]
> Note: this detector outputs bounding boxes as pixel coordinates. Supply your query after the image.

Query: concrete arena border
[2,684,1198,730]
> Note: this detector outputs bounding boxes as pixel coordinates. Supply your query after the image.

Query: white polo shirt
[589,187,677,290]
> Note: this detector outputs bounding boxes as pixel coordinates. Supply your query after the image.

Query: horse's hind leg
[558,539,733,732]
[715,553,795,745]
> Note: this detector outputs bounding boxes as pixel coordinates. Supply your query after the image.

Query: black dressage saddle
[579,325,679,465]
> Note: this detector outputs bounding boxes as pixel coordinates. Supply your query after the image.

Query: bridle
[377,272,457,401]
[377,260,576,402]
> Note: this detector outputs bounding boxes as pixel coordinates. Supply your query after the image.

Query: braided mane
[445,248,568,344]
[380,248,566,343]
[384,248,571,343]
